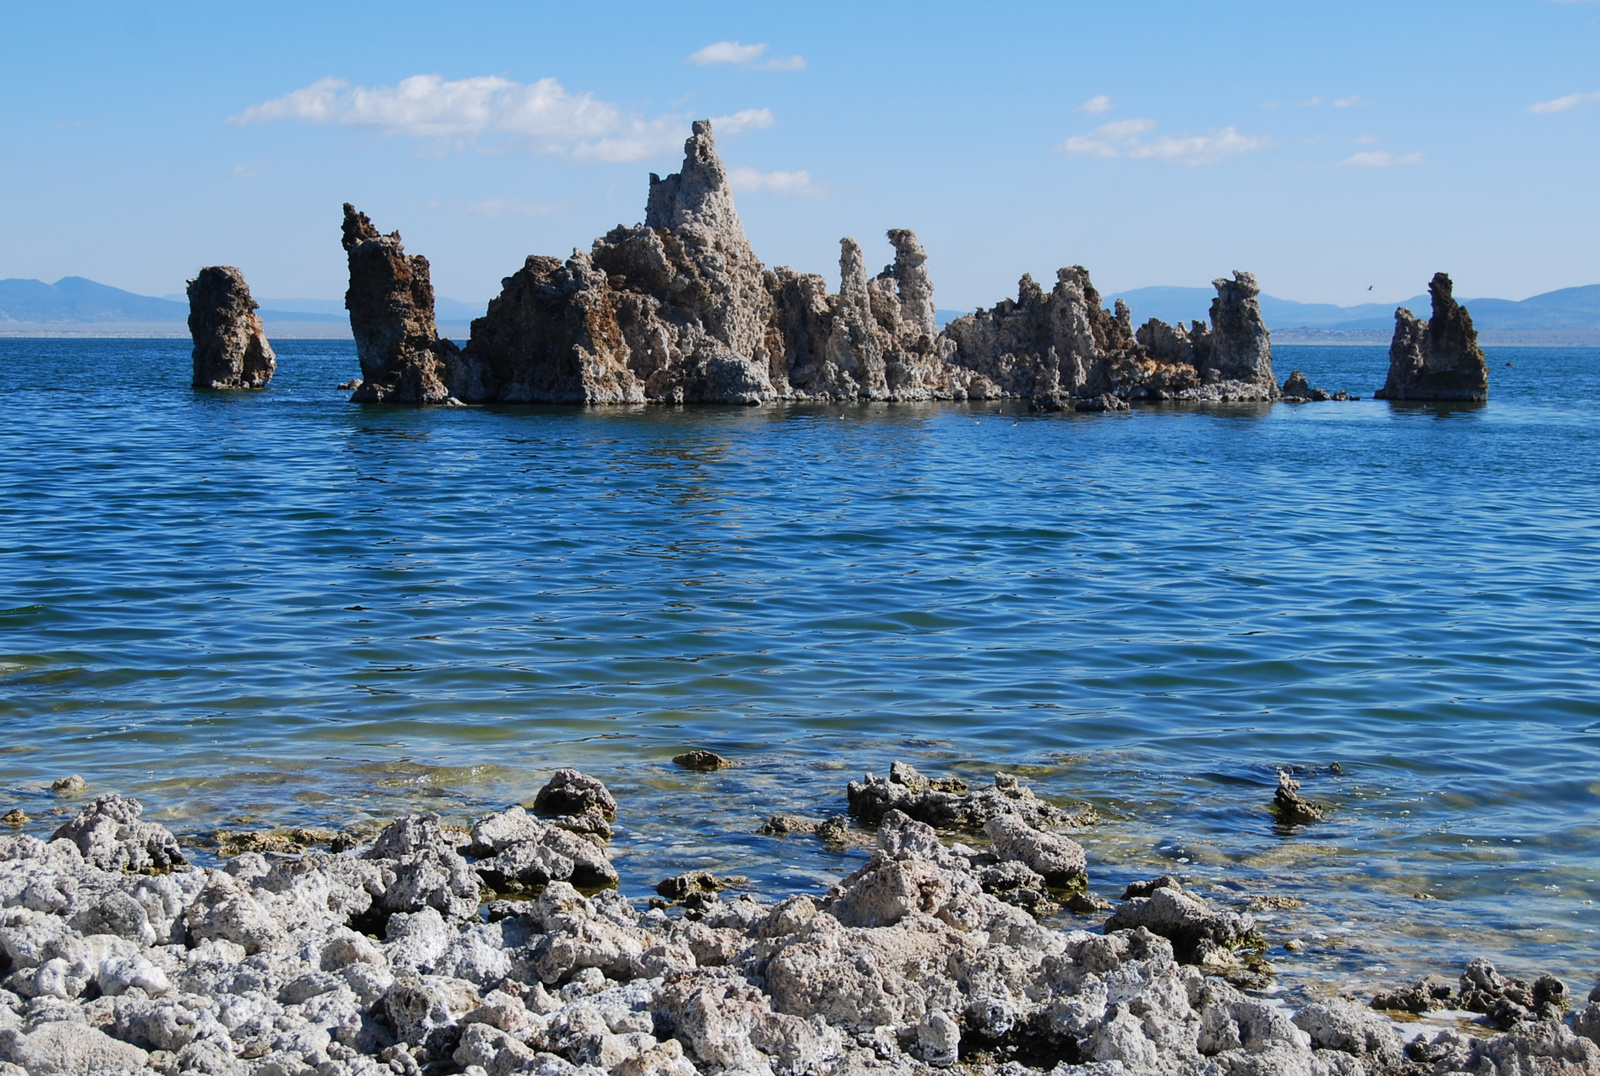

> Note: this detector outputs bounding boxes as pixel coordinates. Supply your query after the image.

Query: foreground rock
[187,265,276,390]
[341,204,462,404]
[2,787,1597,1076]
[1376,273,1490,402]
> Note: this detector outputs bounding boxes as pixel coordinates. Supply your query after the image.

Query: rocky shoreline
[3,764,1595,1076]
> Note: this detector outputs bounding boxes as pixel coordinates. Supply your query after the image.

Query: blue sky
[2,1,1596,310]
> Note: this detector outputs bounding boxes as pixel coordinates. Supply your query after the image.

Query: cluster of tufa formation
[1376,273,1490,402]
[187,267,275,390]
[4,766,1599,1076]
[340,205,463,404]
[340,121,1280,407]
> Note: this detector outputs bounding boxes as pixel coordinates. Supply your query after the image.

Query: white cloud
[712,108,776,136]
[1353,133,1380,144]
[1341,150,1422,167]
[727,166,826,199]
[231,160,269,179]
[1529,89,1600,113]
[231,75,772,162]
[1331,95,1363,107]
[1076,95,1114,114]
[1059,118,1268,164]
[688,41,768,65]
[1059,118,1156,158]
[686,41,806,70]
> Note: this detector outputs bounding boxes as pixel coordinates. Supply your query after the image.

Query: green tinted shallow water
[2,339,1598,997]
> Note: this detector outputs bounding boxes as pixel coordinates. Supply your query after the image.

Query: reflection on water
[1,339,1599,993]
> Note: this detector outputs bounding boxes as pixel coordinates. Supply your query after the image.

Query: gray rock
[846,764,1087,831]
[0,1021,149,1076]
[187,266,275,390]
[1290,998,1403,1067]
[534,770,619,821]
[1376,272,1490,401]
[1103,882,1257,963]
[49,794,185,873]
[982,813,1087,885]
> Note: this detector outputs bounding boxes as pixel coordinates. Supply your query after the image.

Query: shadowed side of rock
[341,204,461,404]
[1377,272,1490,401]
[187,266,275,390]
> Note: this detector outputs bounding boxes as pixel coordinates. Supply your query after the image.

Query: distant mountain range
[5,275,1598,342]
[0,277,479,336]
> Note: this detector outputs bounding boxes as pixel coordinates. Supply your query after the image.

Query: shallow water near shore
[2,338,1598,999]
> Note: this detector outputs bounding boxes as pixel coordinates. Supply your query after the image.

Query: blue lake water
[2,338,1597,998]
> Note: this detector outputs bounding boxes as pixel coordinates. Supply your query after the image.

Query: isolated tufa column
[187,266,275,389]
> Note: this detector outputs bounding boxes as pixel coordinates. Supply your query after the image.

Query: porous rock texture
[2,782,1598,1076]
[1376,273,1490,402]
[363,118,1280,409]
[187,266,275,390]
[342,204,462,404]
[945,270,1280,404]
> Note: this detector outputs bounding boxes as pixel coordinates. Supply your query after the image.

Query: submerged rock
[673,750,732,772]
[1271,771,1326,826]
[187,265,276,390]
[1376,272,1490,401]
[340,203,461,404]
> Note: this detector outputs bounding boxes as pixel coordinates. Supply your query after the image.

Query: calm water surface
[2,339,1597,999]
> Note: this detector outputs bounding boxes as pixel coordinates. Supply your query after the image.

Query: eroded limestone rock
[3,788,1593,1076]
[187,265,276,390]
[1376,272,1490,401]
[341,204,461,404]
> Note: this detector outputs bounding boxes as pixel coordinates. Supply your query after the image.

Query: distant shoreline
[5,326,1598,348]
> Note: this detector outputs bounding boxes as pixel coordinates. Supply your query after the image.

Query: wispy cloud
[712,108,777,136]
[231,160,270,179]
[727,166,826,199]
[1076,95,1114,114]
[1341,150,1422,167]
[230,75,772,162]
[1529,89,1600,113]
[687,41,807,71]
[1331,96,1363,107]
[1059,118,1269,165]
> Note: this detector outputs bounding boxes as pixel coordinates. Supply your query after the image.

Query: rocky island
[187,267,275,391]
[1375,274,1490,403]
[340,121,1283,408]
[3,765,1597,1076]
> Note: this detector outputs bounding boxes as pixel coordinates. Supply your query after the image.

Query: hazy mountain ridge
[7,276,1599,337]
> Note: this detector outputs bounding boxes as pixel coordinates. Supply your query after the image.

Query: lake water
[2,338,1597,1001]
